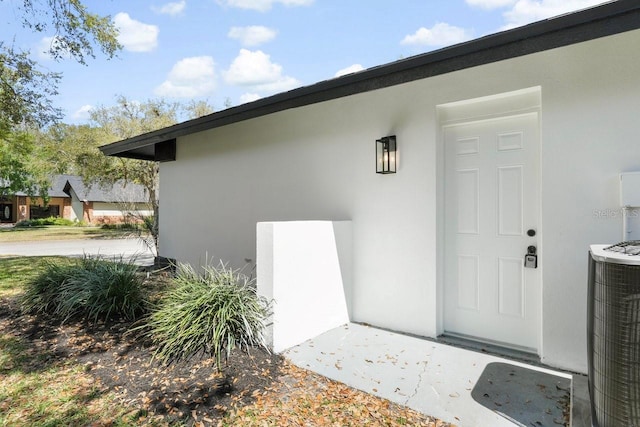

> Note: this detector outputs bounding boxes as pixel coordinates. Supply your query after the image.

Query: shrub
[15,217,83,227]
[21,255,146,322]
[20,259,76,315]
[144,262,271,369]
[100,223,142,230]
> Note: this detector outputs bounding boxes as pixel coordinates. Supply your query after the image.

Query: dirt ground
[0,295,450,426]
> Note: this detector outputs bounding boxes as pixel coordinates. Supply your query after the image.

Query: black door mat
[471,362,570,426]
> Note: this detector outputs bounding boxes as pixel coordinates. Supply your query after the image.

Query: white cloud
[240,93,262,104]
[401,23,472,47]
[154,56,217,98]
[334,64,365,78]
[72,104,94,121]
[501,0,609,29]
[466,0,517,9]
[218,0,313,12]
[153,0,186,15]
[113,12,159,52]
[228,26,277,47]
[223,49,300,93]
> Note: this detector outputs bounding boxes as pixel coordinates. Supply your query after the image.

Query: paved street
[0,238,156,266]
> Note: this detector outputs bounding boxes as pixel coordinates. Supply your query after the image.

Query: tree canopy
[0,125,49,199]
[30,96,215,249]
[0,1,214,251]
[1,0,120,128]
[16,0,120,65]
[0,0,121,195]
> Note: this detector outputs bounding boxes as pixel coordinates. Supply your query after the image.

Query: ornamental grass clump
[21,255,146,322]
[145,262,271,369]
[20,259,76,315]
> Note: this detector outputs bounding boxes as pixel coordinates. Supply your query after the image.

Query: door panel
[443,113,540,351]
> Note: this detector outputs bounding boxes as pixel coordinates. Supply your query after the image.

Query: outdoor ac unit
[588,242,640,427]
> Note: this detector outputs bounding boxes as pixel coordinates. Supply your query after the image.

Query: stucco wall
[257,221,352,353]
[159,29,640,373]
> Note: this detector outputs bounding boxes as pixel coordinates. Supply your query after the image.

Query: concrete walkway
[284,323,582,427]
[0,238,155,266]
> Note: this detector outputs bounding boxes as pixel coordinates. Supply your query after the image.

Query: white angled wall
[68,187,83,221]
[256,221,352,353]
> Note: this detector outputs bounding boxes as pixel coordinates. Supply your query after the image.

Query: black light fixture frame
[376,135,397,174]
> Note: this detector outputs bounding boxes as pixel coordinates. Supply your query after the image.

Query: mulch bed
[0,295,451,426]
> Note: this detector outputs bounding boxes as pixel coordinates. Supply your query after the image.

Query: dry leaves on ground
[222,361,453,427]
[1,294,453,427]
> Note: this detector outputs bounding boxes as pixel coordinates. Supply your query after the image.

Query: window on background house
[30,205,60,220]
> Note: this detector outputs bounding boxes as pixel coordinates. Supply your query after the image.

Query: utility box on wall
[621,172,640,207]
[621,173,640,241]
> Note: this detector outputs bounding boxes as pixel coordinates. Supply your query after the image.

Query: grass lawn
[0,257,47,298]
[0,257,449,426]
[0,226,135,243]
[0,257,147,426]
[0,339,142,426]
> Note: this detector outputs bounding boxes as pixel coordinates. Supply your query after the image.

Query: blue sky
[0,0,611,124]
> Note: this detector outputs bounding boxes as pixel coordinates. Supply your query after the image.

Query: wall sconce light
[376,135,397,174]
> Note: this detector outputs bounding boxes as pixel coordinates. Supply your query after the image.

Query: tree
[16,0,120,64]
[185,100,216,119]
[2,0,120,127]
[0,121,98,201]
[34,122,101,175]
[0,48,63,198]
[0,0,120,195]
[0,125,48,199]
[0,46,63,128]
[72,96,214,252]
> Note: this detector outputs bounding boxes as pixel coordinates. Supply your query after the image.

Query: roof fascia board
[100,1,640,159]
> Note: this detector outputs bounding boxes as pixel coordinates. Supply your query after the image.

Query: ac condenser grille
[591,260,640,426]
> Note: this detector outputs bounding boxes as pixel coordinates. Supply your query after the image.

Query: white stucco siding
[160,92,430,334]
[160,94,436,338]
[160,28,640,372]
[536,35,640,371]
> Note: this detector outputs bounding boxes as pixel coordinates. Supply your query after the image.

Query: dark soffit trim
[100,0,640,160]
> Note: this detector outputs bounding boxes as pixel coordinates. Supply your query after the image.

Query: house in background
[1,175,73,223]
[0,174,150,225]
[101,1,640,374]
[62,175,151,224]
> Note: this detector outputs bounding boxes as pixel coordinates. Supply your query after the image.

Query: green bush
[100,223,142,230]
[21,256,146,322]
[15,217,85,227]
[20,260,76,315]
[144,262,271,369]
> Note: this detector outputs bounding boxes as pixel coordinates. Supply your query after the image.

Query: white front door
[443,112,540,352]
